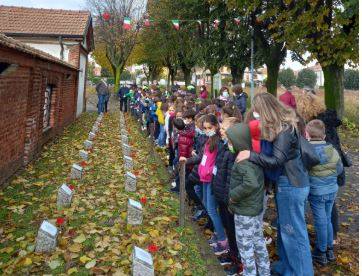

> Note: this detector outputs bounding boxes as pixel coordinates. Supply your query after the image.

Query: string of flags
[101,12,243,31]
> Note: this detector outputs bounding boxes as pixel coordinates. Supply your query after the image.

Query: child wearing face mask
[181,114,229,256]
[165,104,176,170]
[226,122,270,276]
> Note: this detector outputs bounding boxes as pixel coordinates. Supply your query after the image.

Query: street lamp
[250,28,254,101]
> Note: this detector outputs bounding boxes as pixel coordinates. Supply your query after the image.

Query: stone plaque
[70,164,83,180]
[125,172,137,192]
[88,132,96,141]
[79,150,89,161]
[132,246,154,276]
[122,143,131,156]
[124,155,133,170]
[35,221,58,253]
[84,140,93,150]
[57,184,73,207]
[127,199,143,225]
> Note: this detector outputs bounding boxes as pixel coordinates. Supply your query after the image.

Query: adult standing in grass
[118,84,129,112]
[96,78,108,114]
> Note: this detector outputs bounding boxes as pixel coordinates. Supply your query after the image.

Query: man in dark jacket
[118,84,130,112]
[232,85,248,118]
[96,78,108,114]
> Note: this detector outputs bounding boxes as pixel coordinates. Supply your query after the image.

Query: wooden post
[179,161,186,227]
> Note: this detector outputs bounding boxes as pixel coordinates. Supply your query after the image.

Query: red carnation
[148,244,158,253]
[102,12,110,21]
[140,197,147,204]
[80,161,87,167]
[69,185,75,191]
[56,217,65,226]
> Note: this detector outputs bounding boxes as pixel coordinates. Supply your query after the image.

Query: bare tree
[87,0,145,92]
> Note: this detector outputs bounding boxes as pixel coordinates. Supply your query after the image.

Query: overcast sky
[2,0,314,70]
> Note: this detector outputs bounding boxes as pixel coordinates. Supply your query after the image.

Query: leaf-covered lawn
[0,112,207,275]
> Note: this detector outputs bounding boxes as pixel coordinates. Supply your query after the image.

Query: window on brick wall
[43,85,53,131]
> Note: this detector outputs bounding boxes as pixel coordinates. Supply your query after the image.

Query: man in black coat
[118,84,129,112]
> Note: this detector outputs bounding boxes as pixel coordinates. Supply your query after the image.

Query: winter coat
[118,86,129,99]
[234,92,248,115]
[187,134,208,184]
[316,109,347,186]
[194,133,208,154]
[309,141,343,196]
[198,142,218,183]
[178,124,195,159]
[249,126,310,187]
[279,91,296,109]
[200,89,208,99]
[212,142,236,204]
[96,81,108,96]
[227,123,265,216]
[248,120,261,153]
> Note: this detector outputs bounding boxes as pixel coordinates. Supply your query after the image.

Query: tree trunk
[322,64,345,117]
[114,66,121,94]
[265,62,279,96]
[171,71,176,85]
[230,65,245,85]
[183,68,191,86]
[167,71,171,91]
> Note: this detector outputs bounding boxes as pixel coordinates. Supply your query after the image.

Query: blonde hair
[252,93,299,141]
[306,119,326,140]
[221,117,241,128]
[295,91,326,122]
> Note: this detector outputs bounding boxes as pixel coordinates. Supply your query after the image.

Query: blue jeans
[309,192,336,252]
[194,184,202,201]
[273,176,314,276]
[157,124,166,146]
[202,183,226,241]
[97,94,106,114]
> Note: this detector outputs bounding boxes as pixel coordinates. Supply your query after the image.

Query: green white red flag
[123,17,131,30]
[172,19,180,30]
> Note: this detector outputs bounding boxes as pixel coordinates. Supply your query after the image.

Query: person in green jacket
[226,123,270,276]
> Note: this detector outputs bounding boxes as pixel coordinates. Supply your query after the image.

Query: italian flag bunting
[123,17,131,30]
[172,19,180,30]
[102,12,110,21]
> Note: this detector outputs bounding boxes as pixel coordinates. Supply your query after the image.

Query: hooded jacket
[212,142,236,204]
[155,102,165,125]
[178,123,195,159]
[227,123,265,216]
[234,92,248,115]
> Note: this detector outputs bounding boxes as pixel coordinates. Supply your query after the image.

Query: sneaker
[213,243,229,256]
[218,256,232,266]
[193,210,206,221]
[265,237,273,245]
[326,247,336,262]
[312,249,328,266]
[208,234,218,247]
[224,265,241,276]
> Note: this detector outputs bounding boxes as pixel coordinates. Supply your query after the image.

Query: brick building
[0,33,79,186]
[0,5,94,117]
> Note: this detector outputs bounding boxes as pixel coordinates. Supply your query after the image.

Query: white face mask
[205,130,216,137]
[222,91,229,97]
[253,112,260,119]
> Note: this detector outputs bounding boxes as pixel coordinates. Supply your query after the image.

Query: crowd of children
[119,83,347,276]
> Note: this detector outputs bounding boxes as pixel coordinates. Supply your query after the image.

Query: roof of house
[306,63,322,72]
[0,6,91,38]
[0,33,77,70]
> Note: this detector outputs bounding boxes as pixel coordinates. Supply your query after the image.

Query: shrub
[344,69,359,90]
[296,68,317,88]
[278,68,296,88]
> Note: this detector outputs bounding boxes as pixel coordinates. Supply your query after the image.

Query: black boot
[326,247,336,262]
[312,249,328,266]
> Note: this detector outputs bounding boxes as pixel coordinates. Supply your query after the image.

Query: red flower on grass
[140,197,147,204]
[69,185,75,191]
[148,244,158,253]
[56,217,65,226]
[80,161,87,167]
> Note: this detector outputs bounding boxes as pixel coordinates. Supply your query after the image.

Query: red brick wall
[0,46,78,186]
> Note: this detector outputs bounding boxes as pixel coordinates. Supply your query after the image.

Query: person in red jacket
[279,88,296,109]
[199,85,208,100]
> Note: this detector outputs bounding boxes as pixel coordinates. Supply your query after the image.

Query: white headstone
[84,140,93,150]
[132,246,154,276]
[124,155,133,171]
[122,143,131,156]
[70,164,83,180]
[79,150,89,161]
[121,135,129,144]
[88,132,96,141]
[127,199,143,225]
[35,221,58,252]
[125,172,137,192]
[57,184,73,207]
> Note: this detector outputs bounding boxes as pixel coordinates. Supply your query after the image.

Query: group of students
[120,83,349,276]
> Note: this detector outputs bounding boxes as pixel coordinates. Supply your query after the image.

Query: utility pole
[250,28,254,101]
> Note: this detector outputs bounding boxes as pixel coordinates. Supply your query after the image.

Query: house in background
[0,5,94,117]
[306,63,324,87]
